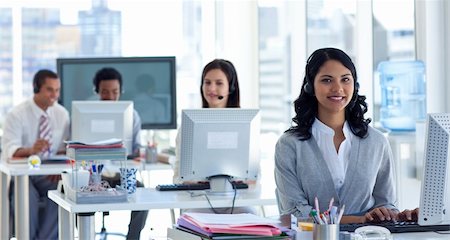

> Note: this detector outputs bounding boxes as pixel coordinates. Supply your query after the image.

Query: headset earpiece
[229,81,236,94]
[33,75,40,93]
[226,61,237,94]
[303,81,314,95]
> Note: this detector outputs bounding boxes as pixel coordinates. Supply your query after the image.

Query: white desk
[0,161,69,240]
[0,160,171,240]
[48,186,277,240]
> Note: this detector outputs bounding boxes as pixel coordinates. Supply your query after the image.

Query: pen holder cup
[89,173,102,185]
[120,168,137,194]
[313,224,340,240]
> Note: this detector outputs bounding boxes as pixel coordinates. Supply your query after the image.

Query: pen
[320,213,328,224]
[315,196,320,212]
[328,197,334,212]
[98,164,104,174]
[324,211,330,224]
[337,205,345,223]
[330,206,338,224]
[310,209,323,225]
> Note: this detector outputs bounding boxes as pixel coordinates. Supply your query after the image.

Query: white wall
[416,0,450,113]
[217,1,259,108]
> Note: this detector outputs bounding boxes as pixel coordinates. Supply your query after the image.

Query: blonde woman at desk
[162,59,256,214]
[274,48,401,224]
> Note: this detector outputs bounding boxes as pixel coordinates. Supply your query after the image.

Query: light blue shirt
[132,109,142,153]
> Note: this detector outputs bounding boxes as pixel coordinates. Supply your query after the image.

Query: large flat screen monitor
[419,113,450,225]
[179,109,260,192]
[57,56,176,129]
[71,101,133,155]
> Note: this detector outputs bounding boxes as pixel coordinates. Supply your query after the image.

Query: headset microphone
[218,95,224,100]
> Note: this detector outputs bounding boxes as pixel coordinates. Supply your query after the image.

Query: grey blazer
[274,126,398,219]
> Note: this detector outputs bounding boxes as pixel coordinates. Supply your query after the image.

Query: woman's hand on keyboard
[363,206,398,223]
[397,208,419,222]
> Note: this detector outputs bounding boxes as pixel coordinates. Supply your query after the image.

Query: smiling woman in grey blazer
[274,47,400,224]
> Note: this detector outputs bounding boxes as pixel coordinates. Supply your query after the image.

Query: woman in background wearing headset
[199,59,240,108]
[162,59,256,214]
[274,47,401,223]
[171,58,240,182]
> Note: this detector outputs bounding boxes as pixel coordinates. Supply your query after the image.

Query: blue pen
[98,164,104,173]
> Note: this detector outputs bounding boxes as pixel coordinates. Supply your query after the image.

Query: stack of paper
[65,138,127,161]
[65,138,123,149]
[175,213,289,239]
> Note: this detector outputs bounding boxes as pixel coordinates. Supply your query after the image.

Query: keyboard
[156,181,249,191]
[340,221,450,233]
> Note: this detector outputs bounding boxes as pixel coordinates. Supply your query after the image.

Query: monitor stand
[207,175,234,195]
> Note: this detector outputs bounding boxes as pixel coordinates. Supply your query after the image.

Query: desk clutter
[62,138,134,203]
[308,197,343,240]
[169,213,292,239]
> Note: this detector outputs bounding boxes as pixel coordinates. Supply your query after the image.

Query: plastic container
[146,144,158,163]
[378,60,426,131]
[61,169,90,189]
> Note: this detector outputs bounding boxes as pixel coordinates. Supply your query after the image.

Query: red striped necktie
[39,114,52,158]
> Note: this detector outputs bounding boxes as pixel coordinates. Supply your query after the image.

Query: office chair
[97,211,127,240]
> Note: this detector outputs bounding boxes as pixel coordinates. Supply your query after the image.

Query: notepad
[7,155,70,164]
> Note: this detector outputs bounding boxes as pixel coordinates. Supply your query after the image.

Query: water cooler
[378,60,426,131]
[378,60,426,210]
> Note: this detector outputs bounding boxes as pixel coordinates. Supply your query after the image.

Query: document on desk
[184,213,279,225]
[65,138,123,148]
[179,213,282,237]
[7,155,70,164]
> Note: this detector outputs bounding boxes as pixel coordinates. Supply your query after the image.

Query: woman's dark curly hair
[287,47,371,140]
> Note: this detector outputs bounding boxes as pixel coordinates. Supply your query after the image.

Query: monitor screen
[57,56,176,129]
[179,109,260,187]
[71,101,133,155]
[419,113,450,225]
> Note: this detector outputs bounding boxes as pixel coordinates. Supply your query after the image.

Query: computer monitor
[57,56,176,129]
[179,109,260,192]
[419,113,450,225]
[71,101,133,155]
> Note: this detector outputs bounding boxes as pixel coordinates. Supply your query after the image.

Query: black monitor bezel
[56,56,177,130]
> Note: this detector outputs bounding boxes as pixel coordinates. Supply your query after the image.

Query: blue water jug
[378,60,426,131]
